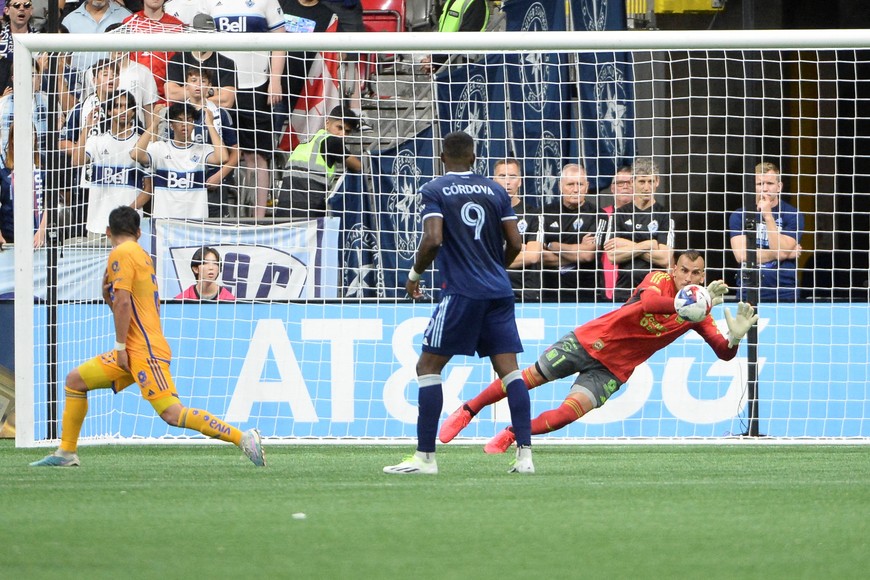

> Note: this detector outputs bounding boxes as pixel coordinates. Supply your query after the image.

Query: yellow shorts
[77,350,181,414]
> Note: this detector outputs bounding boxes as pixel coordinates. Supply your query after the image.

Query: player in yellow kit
[31,206,265,467]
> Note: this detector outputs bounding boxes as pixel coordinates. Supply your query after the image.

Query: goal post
[12,28,870,446]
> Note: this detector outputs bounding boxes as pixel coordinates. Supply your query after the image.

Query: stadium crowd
[0,0,805,302]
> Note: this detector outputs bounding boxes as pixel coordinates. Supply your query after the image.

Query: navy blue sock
[416,374,443,453]
[503,370,531,447]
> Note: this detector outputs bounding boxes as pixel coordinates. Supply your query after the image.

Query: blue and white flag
[329,174,385,298]
[502,0,571,207]
[572,0,635,190]
[435,62,509,178]
[369,127,438,298]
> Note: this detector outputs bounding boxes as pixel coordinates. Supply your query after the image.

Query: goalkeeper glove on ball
[706,280,729,307]
[724,302,759,347]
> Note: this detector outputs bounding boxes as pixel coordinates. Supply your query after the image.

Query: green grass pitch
[1,441,868,579]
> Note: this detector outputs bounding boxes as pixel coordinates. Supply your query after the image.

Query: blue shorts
[422,294,523,357]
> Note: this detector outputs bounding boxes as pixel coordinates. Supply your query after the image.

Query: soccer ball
[674,284,712,322]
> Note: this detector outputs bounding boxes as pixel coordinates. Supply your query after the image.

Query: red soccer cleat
[439,405,473,443]
[484,428,516,454]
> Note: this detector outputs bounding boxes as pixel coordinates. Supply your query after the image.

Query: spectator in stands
[164,14,238,109]
[204,0,286,219]
[0,54,50,167]
[603,156,673,303]
[728,161,804,302]
[68,90,147,237]
[0,122,47,248]
[0,0,41,94]
[540,163,599,303]
[280,0,338,111]
[121,0,185,100]
[62,0,131,89]
[104,24,160,128]
[493,157,542,302]
[421,0,489,73]
[274,104,361,220]
[175,246,236,300]
[183,67,239,218]
[131,102,228,219]
[58,58,119,237]
[600,164,633,301]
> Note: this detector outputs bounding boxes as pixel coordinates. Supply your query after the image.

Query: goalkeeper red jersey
[575,270,736,383]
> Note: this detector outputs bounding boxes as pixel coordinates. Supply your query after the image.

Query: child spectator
[131,101,228,219]
[175,246,236,300]
[183,67,239,218]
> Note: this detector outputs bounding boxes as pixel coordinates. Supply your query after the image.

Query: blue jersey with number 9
[420,171,516,298]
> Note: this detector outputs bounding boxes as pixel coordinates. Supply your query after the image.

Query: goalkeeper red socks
[530,398,586,435]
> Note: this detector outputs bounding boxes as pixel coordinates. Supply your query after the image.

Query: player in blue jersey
[383,131,534,475]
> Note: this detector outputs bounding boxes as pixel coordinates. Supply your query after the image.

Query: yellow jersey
[106,240,171,360]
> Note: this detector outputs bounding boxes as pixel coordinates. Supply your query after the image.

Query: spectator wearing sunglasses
[0,1,39,95]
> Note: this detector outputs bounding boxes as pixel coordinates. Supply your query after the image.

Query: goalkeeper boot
[484,428,515,454]
[383,452,438,475]
[240,429,266,467]
[30,449,80,467]
[508,446,535,474]
[439,404,474,443]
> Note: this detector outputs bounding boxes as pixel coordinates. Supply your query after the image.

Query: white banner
[2,217,340,300]
[154,217,340,300]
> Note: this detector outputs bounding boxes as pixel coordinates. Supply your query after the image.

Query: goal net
[11,25,869,446]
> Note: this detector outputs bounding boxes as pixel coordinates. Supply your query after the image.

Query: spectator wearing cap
[62,0,131,86]
[274,104,361,220]
[164,14,238,110]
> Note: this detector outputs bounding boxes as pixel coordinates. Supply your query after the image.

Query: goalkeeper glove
[724,302,759,347]
[706,280,729,307]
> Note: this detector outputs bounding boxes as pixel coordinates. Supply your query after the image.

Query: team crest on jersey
[137,370,149,387]
[580,0,608,31]
[246,0,255,6]
[648,220,659,233]
[344,222,385,298]
[533,131,561,205]
[520,3,548,112]
[452,75,489,175]
[573,217,584,231]
[517,217,528,235]
[111,260,120,272]
[389,150,422,261]
[595,63,629,157]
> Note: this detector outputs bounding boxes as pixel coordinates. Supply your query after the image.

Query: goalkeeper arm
[724,302,759,348]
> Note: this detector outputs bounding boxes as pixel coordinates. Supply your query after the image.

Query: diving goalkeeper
[31,206,265,467]
[439,249,759,452]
